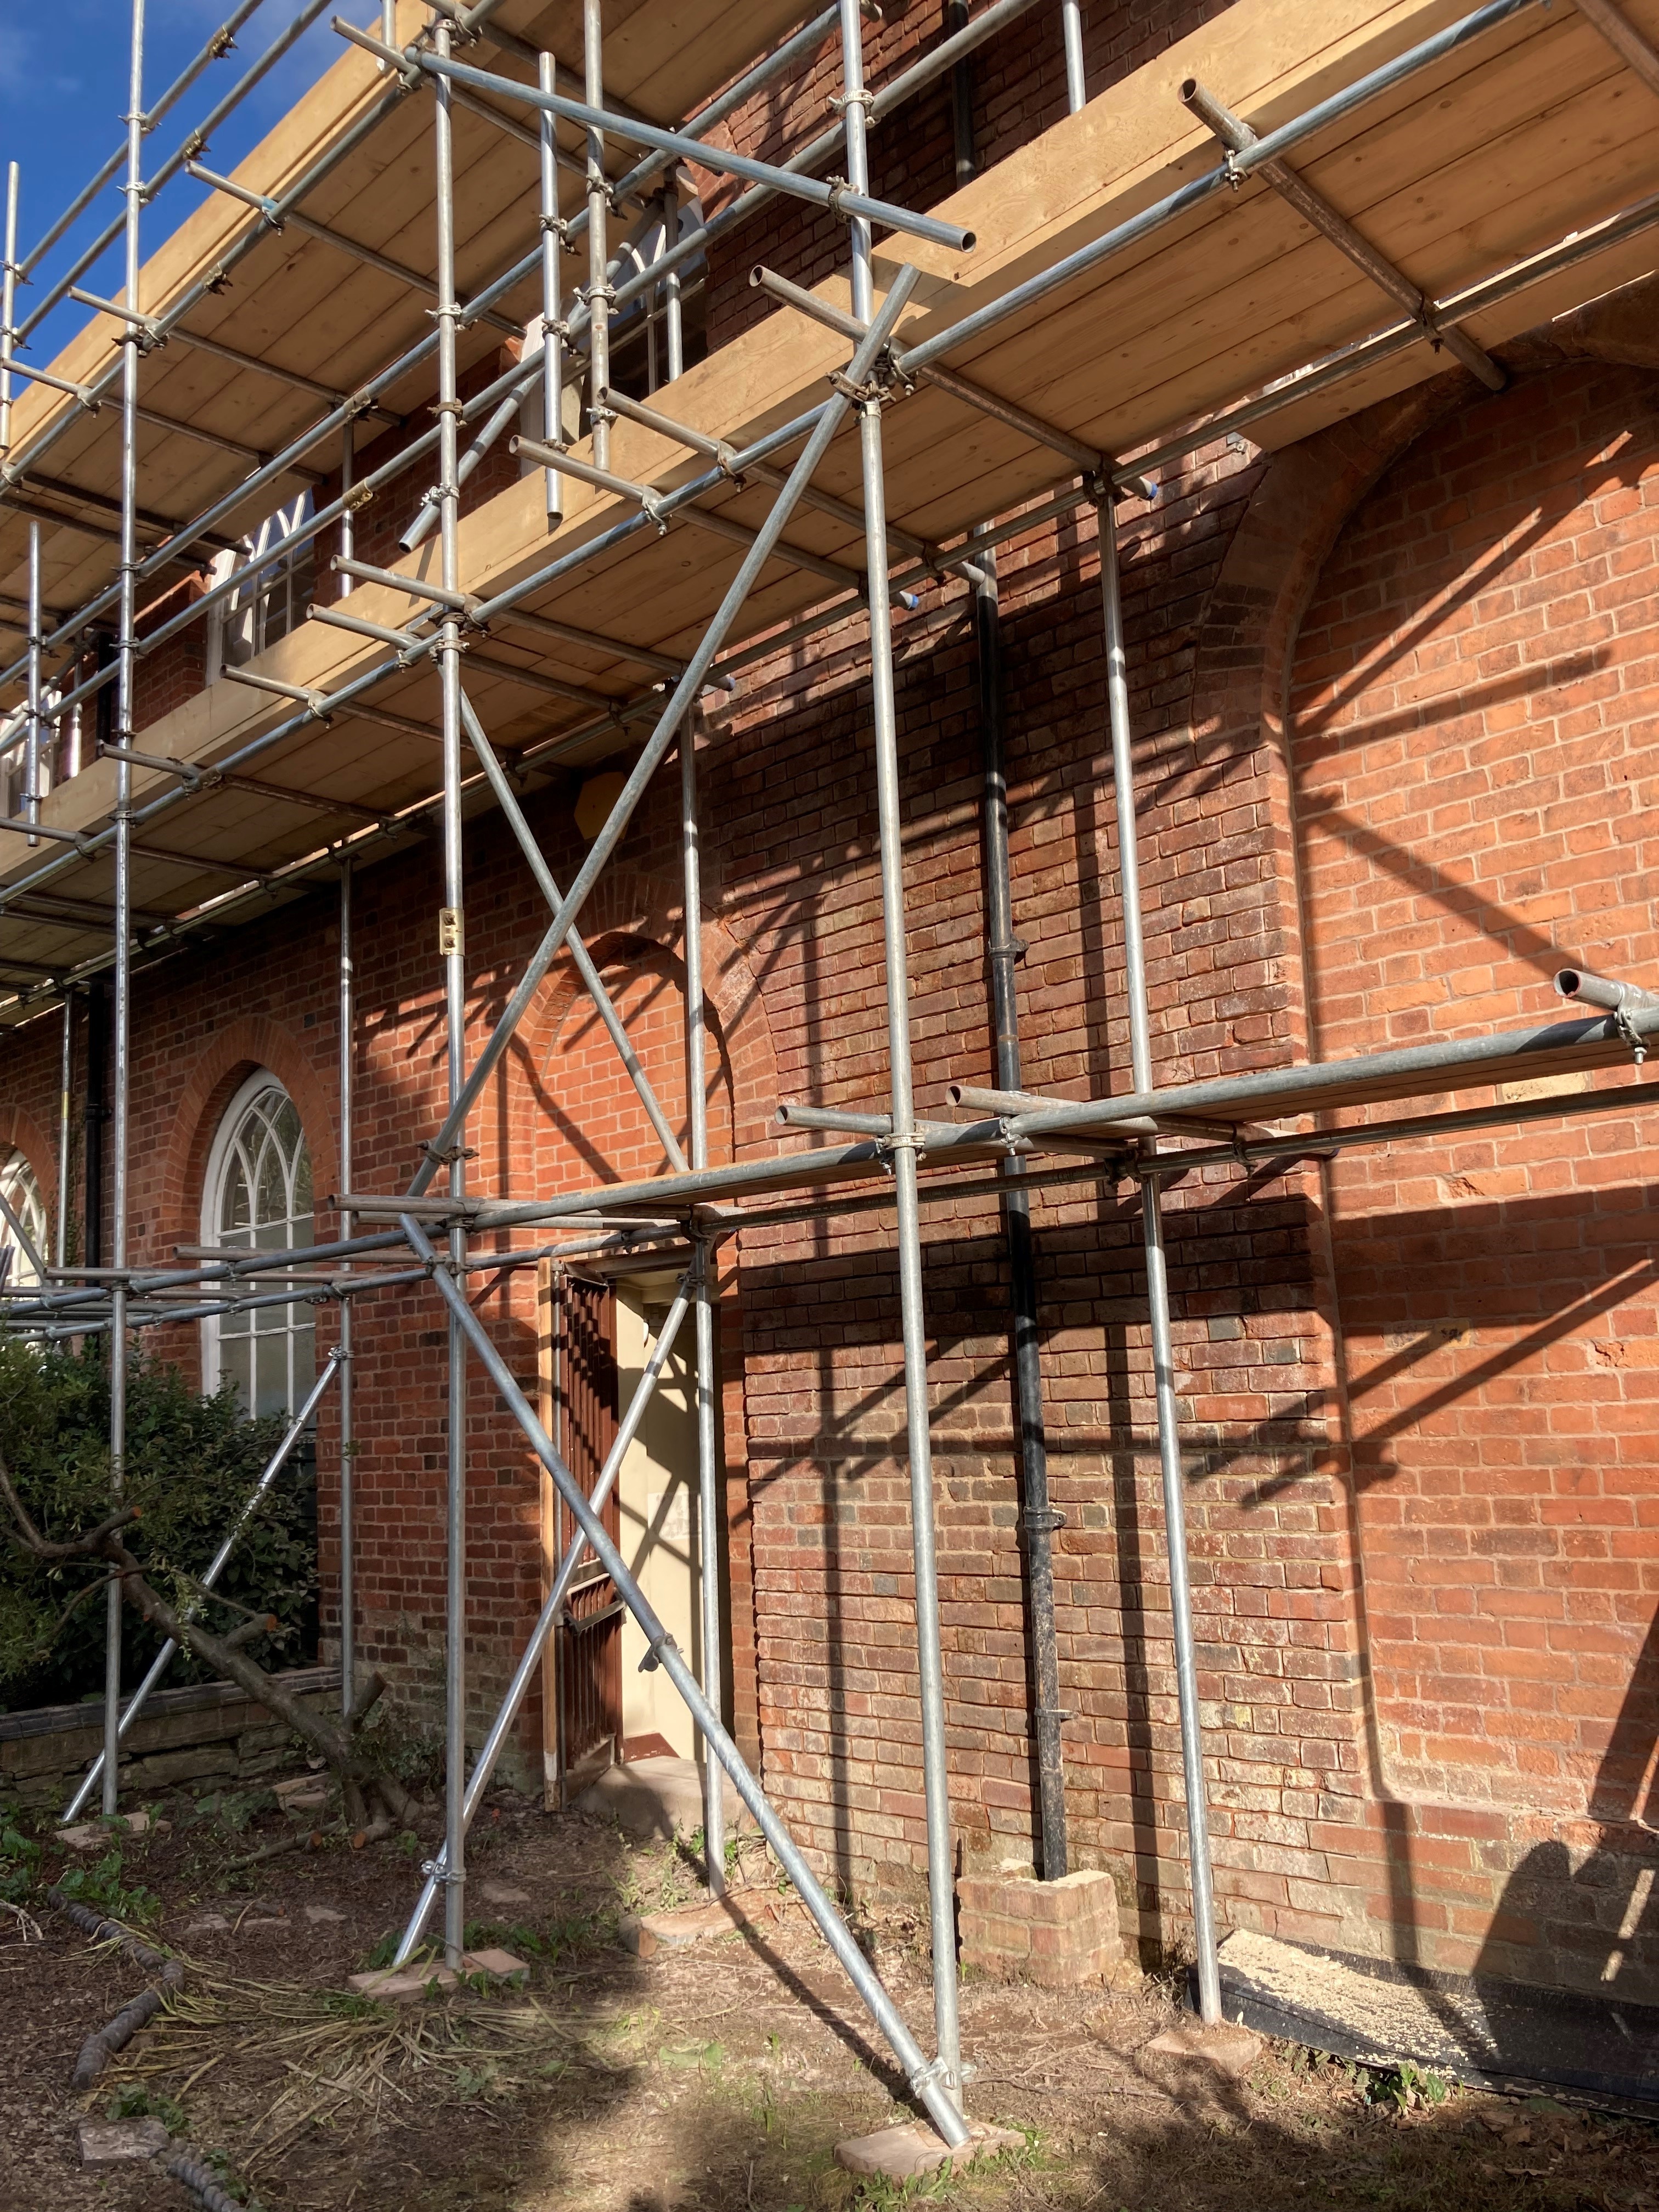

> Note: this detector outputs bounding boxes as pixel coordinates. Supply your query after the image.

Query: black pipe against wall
[84,978,109,1271]
[972,548,1070,1878]
[950,1,1069,1881]
[83,632,118,1271]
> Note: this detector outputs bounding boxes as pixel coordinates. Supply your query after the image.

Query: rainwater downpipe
[953,17,1069,1882]
[972,549,1070,1881]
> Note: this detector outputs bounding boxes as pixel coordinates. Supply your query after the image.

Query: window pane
[207,1077,315,1418]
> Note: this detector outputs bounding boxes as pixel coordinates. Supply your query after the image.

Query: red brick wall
[6,0,1656,2008]
[695,0,1236,349]
[1286,354,1659,1995]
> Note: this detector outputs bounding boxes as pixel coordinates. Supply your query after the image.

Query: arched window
[0,1148,48,1290]
[202,1071,314,1417]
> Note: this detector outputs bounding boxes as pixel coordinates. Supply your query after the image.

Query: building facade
[1,0,1655,2010]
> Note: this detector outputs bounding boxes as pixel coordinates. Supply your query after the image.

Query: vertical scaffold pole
[680,715,724,1898]
[338,425,355,597]
[660,178,682,382]
[1095,492,1221,2023]
[1,162,18,458]
[538,49,565,529]
[1061,0,1086,114]
[338,859,356,1721]
[26,520,42,842]
[57,988,74,1270]
[583,0,611,469]
[433,13,470,1973]
[104,0,146,1821]
[838,0,961,2104]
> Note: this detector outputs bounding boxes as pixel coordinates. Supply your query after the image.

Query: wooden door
[541,1272,623,1801]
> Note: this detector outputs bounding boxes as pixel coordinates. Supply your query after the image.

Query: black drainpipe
[84,977,108,1269]
[84,633,117,1271]
[952,11,1069,1880]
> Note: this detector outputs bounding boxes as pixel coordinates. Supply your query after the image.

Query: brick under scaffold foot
[833,2120,1026,2181]
[347,1947,529,2002]
[619,1886,795,1959]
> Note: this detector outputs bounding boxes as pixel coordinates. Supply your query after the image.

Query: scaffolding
[3,0,1659,2153]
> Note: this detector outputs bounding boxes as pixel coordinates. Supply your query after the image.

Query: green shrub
[0,1337,317,1710]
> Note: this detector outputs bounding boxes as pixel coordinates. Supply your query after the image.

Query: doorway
[539,1266,720,1803]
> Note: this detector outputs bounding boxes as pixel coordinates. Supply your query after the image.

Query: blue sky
[0,2,355,366]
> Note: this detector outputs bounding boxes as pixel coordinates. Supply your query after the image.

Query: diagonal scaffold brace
[400,263,923,1207]
[399,1212,973,2150]
[390,1268,697,1966]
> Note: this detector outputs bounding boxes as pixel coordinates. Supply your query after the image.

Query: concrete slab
[834,2120,1025,2181]
[1217,1927,1659,2109]
[348,1948,531,2002]
[60,1811,159,1852]
[77,2117,170,2166]
[574,1756,754,1842]
[1147,2022,1263,2079]
[619,1888,793,1960]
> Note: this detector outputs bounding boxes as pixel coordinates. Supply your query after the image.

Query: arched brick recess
[1273,329,1659,1995]
[150,1015,338,1263]
[488,866,780,1765]
[500,865,781,1195]
[1165,291,1659,1993]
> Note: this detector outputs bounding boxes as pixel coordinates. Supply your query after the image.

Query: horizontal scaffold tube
[338,23,976,253]
[893,0,1543,376]
[1001,1002,1659,1142]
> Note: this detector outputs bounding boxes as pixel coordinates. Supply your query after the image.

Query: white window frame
[200,1069,315,1417]
[206,490,315,681]
[0,1148,48,1290]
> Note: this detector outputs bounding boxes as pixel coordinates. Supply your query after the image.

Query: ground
[2,1775,1655,2212]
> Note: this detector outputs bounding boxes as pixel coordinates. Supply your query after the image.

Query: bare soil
[3,1781,1655,2212]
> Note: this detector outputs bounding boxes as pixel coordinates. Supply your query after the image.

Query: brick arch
[1187,279,1659,1065]
[497,865,780,1200]
[1186,381,1466,1065]
[156,1015,339,1259]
